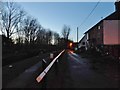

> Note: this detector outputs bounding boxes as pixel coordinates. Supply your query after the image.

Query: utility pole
[77,27,79,50]
[77,27,78,43]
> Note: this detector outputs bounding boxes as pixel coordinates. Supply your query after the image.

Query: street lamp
[69,42,73,48]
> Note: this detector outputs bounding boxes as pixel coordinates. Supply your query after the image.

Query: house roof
[79,35,86,43]
[84,1,120,34]
[84,20,103,34]
[105,12,119,20]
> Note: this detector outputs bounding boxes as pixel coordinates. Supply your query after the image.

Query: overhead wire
[78,0,101,28]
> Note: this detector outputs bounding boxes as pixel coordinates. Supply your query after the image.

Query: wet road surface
[3,50,119,88]
[46,50,118,88]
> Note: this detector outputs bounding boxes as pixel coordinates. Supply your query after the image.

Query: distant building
[79,1,120,59]
[78,35,88,50]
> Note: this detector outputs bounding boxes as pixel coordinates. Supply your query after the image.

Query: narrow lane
[45,50,118,88]
[3,50,118,88]
[67,50,118,88]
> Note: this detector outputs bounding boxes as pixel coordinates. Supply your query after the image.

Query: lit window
[98,26,101,30]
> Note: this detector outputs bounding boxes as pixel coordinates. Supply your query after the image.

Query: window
[97,33,100,37]
[82,42,85,45]
[98,26,101,30]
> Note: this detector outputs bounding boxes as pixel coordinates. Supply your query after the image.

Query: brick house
[83,1,120,59]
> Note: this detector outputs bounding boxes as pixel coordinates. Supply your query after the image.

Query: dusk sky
[15,2,115,41]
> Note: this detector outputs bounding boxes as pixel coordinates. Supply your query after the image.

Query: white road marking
[42,59,47,64]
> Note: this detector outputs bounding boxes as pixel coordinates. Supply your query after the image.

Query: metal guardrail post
[55,59,59,75]
[41,59,47,88]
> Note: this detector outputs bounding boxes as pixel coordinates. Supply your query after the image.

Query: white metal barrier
[36,50,65,83]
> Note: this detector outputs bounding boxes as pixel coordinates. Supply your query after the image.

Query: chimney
[115,0,120,12]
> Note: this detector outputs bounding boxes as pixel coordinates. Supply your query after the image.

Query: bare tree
[46,29,53,45]
[54,32,60,45]
[61,25,71,48]
[36,27,46,45]
[0,1,3,31]
[22,16,39,44]
[15,11,26,44]
[1,2,25,39]
[62,25,71,40]
[36,28,54,45]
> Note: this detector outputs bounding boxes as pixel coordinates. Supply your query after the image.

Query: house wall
[118,20,120,44]
[88,22,103,47]
[86,20,120,58]
[103,20,120,45]
[104,45,120,59]
[78,35,87,48]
